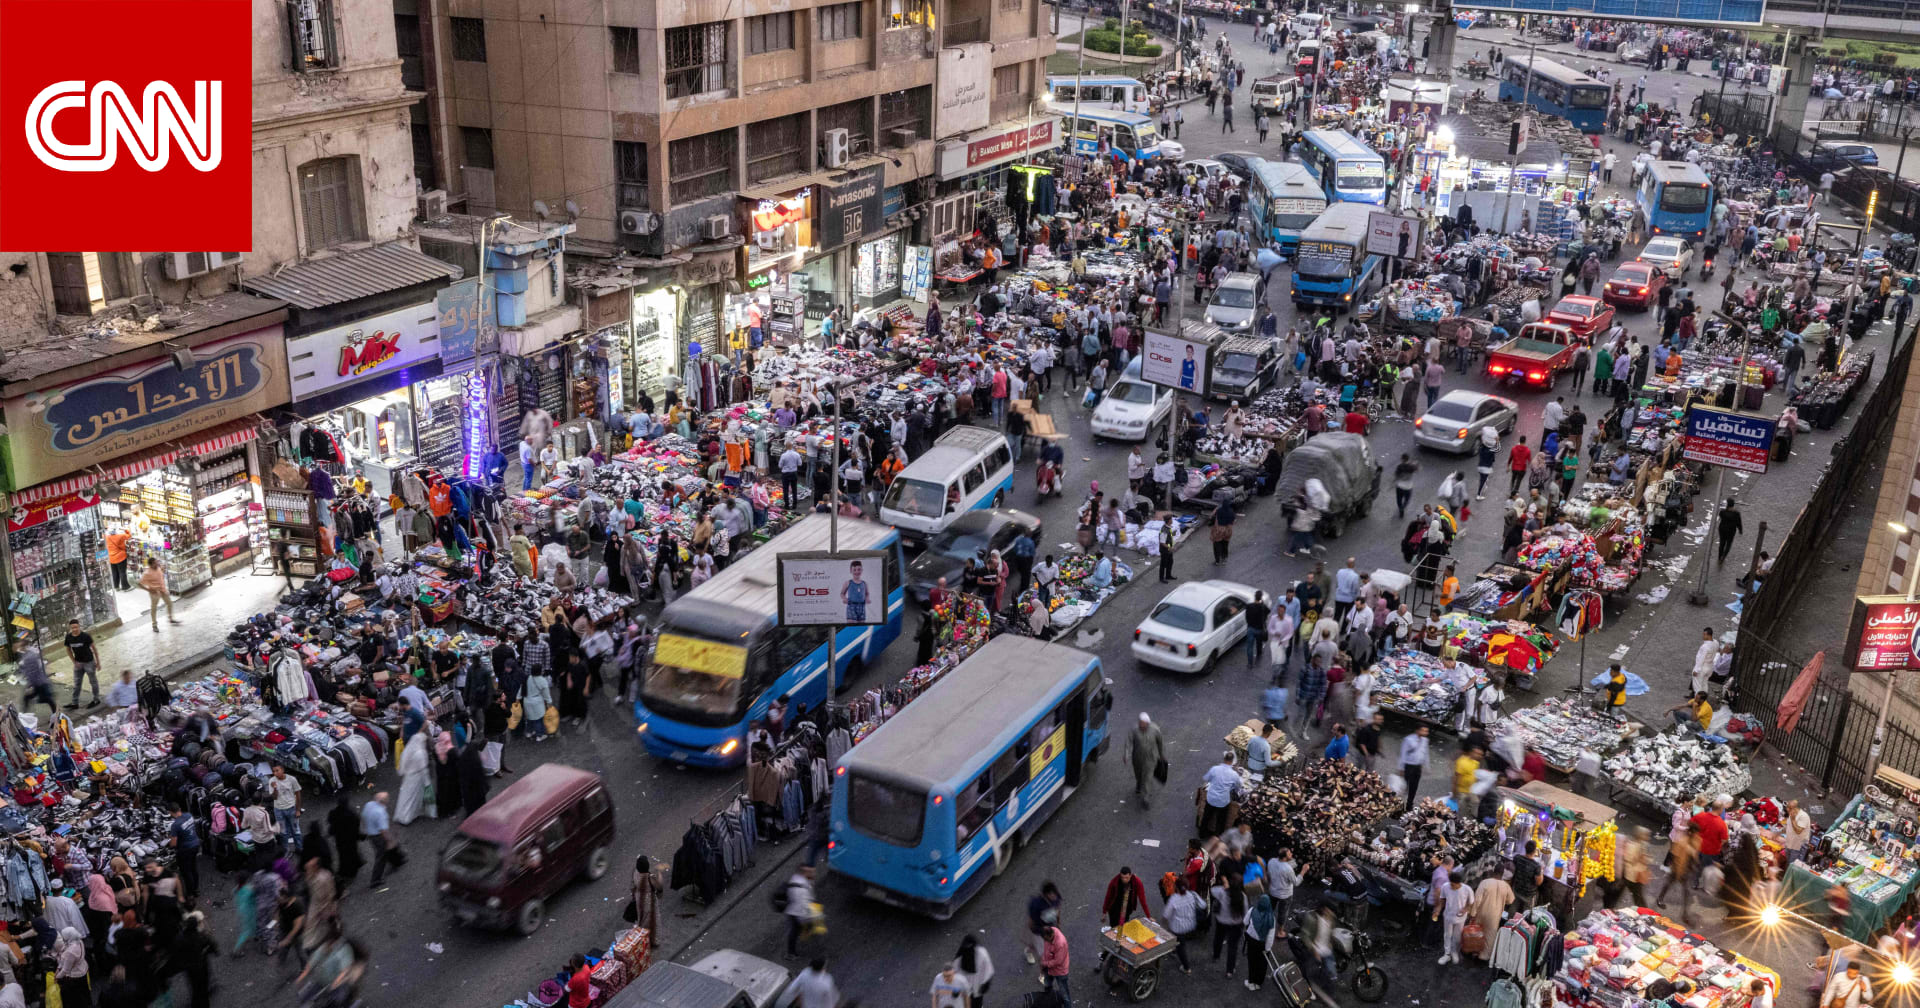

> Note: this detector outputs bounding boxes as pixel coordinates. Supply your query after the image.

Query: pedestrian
[778,958,839,1008]
[1129,713,1166,809]
[1025,882,1063,966]
[1507,436,1531,497]
[361,790,398,892]
[174,911,218,1008]
[16,643,55,720]
[165,800,201,903]
[1242,894,1278,991]
[1040,924,1072,1008]
[1209,871,1247,974]
[1396,723,1429,811]
[1256,110,1270,142]
[1717,497,1744,564]
[1160,878,1204,975]
[138,556,179,630]
[1510,838,1545,912]
[267,764,303,850]
[1434,871,1472,965]
[1198,751,1243,837]
[329,795,365,886]
[952,934,994,1007]
[62,619,100,709]
[1157,519,1176,583]
[782,865,818,959]
[931,961,972,1008]
[1102,866,1152,928]
[52,926,88,1008]
[1468,871,1512,961]
[1210,497,1236,562]
[1243,591,1271,665]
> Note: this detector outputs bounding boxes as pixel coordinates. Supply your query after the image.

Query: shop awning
[9,416,264,506]
[739,171,837,204]
[242,243,462,310]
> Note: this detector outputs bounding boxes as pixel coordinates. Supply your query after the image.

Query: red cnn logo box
[0,0,250,249]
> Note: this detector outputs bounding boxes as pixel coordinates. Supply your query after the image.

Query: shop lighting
[1890,522,1911,536]
[1758,904,1783,927]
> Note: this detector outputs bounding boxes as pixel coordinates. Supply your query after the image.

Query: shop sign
[1682,405,1774,474]
[583,289,632,331]
[1852,598,1920,671]
[745,270,775,291]
[6,490,101,533]
[751,193,810,233]
[286,302,440,402]
[936,44,992,138]
[460,369,491,480]
[817,164,885,249]
[437,278,493,366]
[0,326,289,492]
[937,120,1058,180]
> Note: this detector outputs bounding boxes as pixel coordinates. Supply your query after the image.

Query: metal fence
[1770,124,1920,236]
[1733,327,1917,795]
[1698,90,1773,144]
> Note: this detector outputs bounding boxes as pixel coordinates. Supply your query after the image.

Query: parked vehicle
[1486,322,1578,386]
[1208,335,1283,400]
[1412,390,1518,453]
[438,764,615,935]
[1602,260,1666,310]
[905,508,1042,602]
[1806,140,1880,171]
[1130,580,1259,673]
[1271,432,1381,538]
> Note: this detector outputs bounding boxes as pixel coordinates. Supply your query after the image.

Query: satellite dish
[564,200,581,221]
[532,200,551,219]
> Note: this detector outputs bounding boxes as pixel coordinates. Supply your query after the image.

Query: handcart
[1098,918,1179,1002]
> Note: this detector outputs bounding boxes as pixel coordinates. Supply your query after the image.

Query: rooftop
[242,242,462,310]
[0,291,287,390]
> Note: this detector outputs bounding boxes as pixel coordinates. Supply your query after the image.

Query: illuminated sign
[285,302,440,401]
[338,329,403,377]
[460,369,490,479]
[753,192,809,232]
[745,271,773,290]
[655,633,748,679]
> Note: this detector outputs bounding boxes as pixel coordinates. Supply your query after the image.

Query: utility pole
[823,386,842,708]
[1072,3,1087,157]
[1499,42,1538,234]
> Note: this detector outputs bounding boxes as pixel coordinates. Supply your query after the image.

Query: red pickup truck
[1486,322,1578,387]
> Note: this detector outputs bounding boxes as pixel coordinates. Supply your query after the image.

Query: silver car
[1413,390,1517,453]
[1204,272,1264,332]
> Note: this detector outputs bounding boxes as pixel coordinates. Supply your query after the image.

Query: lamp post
[1865,520,1920,783]
[1499,42,1539,234]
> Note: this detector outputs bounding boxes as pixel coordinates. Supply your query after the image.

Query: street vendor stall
[1777,768,1920,941]
[1350,797,1499,903]
[1240,758,1402,876]
[1498,781,1618,914]
[1369,646,1474,731]
[1453,561,1554,621]
[1503,696,1638,774]
[1555,908,1779,1008]
[1600,729,1752,819]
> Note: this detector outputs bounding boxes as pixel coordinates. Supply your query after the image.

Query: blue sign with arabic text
[46,345,267,454]
[1682,404,1774,474]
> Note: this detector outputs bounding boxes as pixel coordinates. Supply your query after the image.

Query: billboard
[1454,0,1764,26]
[1140,327,1212,397]
[777,550,891,626]
[1683,405,1774,474]
[936,44,992,138]
[1851,598,1920,671]
[1365,212,1421,259]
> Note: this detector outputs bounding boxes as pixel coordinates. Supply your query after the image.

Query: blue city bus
[1636,161,1714,240]
[1497,56,1610,134]
[1291,202,1387,308]
[1065,109,1169,162]
[1246,158,1328,255]
[1045,74,1151,113]
[828,636,1112,918]
[634,514,905,767]
[1295,129,1387,205]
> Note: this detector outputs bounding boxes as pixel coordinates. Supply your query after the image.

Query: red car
[1546,294,1615,339]
[1601,260,1666,310]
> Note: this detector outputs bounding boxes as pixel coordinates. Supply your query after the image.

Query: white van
[878,425,1016,542]
[1091,357,1176,441]
[1292,12,1326,36]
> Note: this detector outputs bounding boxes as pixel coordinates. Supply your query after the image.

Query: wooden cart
[1099,919,1181,1002]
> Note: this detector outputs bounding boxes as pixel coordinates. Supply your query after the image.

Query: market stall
[1241,758,1402,876]
[1555,908,1779,1008]
[1497,781,1618,915]
[1349,797,1499,903]
[1600,729,1753,819]
[1503,696,1639,774]
[1777,768,1920,941]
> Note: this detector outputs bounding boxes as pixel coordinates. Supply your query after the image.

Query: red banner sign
[7,490,100,532]
[967,120,1054,169]
[1857,601,1920,670]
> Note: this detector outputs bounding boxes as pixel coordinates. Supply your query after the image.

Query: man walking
[1507,436,1532,497]
[362,790,398,892]
[268,764,303,851]
[62,619,100,709]
[1243,591,1271,666]
[1128,713,1166,809]
[1397,724,1430,811]
[1716,498,1744,565]
[18,642,55,719]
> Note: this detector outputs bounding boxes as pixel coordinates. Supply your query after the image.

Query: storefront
[0,300,291,643]
[739,181,824,350]
[628,284,678,400]
[281,299,448,502]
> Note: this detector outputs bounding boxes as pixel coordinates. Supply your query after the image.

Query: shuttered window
[298,157,366,252]
[668,130,736,205]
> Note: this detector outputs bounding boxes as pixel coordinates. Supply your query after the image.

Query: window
[297,157,366,251]
[961,464,985,494]
[955,770,993,845]
[668,129,736,204]
[767,625,828,675]
[879,87,930,141]
[289,0,338,71]
[1000,0,1022,11]
[410,117,436,190]
[537,818,566,853]
[746,12,794,54]
[819,2,863,41]
[993,63,1021,99]
[394,13,423,88]
[847,773,925,846]
[985,444,1011,474]
[886,0,933,27]
[1211,597,1245,628]
[610,26,640,73]
[47,253,134,315]
[451,17,487,61]
[665,22,729,98]
[817,99,872,155]
[746,114,806,184]
[461,127,495,170]
[615,141,649,208]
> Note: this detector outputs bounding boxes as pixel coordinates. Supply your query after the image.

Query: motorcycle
[1331,923,1390,1002]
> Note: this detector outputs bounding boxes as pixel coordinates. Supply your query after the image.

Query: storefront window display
[410,374,469,474]
[854,233,903,307]
[745,190,813,279]
[7,495,114,650]
[629,289,678,400]
[292,389,417,501]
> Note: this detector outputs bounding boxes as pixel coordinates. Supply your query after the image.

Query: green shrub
[1083,27,1160,55]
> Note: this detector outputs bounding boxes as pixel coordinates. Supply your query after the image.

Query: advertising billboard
[1454,0,1764,27]
[936,44,992,138]
[1683,405,1775,474]
[1365,211,1421,259]
[777,550,891,626]
[1851,598,1920,671]
[1140,325,1215,398]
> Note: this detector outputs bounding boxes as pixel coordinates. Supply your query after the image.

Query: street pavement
[189,16,1895,1008]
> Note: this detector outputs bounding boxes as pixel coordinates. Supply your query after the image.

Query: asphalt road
[198,15,1852,1008]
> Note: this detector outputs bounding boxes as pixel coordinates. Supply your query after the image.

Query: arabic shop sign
[437,278,494,366]
[1683,404,1774,474]
[285,301,442,402]
[0,326,290,492]
[1851,598,1920,671]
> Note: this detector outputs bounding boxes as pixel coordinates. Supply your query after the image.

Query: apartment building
[405,0,1057,396]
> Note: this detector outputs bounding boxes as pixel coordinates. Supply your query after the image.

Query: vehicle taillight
[1489,364,1507,374]
[1187,644,1197,656]
[1455,428,1469,439]
[1133,629,1141,640]
[1414,418,1424,427]
[1637,287,1647,294]
[1528,371,1546,381]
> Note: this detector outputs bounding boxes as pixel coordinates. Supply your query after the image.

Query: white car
[1091,359,1175,440]
[1131,580,1259,673]
[1204,272,1265,332]
[1413,390,1518,453]
[1156,139,1186,161]
[1181,158,1230,183]
[1638,236,1693,279]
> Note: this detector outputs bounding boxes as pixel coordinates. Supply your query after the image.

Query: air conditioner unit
[417,189,449,217]
[699,215,732,240]
[164,251,244,280]
[823,128,851,167]
[888,128,919,148]
[619,209,658,235]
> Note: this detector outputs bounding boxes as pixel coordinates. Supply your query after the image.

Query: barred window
[665,22,729,98]
[616,141,649,209]
[747,115,808,183]
[879,87,930,140]
[669,130,737,204]
[819,2,864,41]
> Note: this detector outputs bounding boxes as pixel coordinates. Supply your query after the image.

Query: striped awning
[9,416,264,506]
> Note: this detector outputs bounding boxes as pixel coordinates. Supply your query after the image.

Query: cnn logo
[25,80,222,173]
[0,0,248,248]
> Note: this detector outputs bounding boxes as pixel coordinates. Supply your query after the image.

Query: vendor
[1666,691,1713,731]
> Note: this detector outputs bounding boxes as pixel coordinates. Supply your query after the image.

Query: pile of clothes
[1500,697,1633,770]
[1559,908,1775,1007]
[1369,648,1473,724]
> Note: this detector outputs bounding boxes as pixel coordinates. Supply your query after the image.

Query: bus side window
[962,464,985,495]
[986,444,1011,475]
[884,542,903,599]
[768,625,829,678]
[990,745,1028,806]
[956,769,994,845]
[1115,127,1136,151]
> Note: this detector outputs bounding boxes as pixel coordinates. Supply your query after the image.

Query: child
[841,561,870,623]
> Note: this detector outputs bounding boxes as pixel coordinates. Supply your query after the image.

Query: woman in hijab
[83,872,116,959]
[174,911,218,1008]
[1243,893,1279,991]
[559,652,591,727]
[603,532,629,595]
[458,737,491,816]
[394,728,432,824]
[630,856,664,952]
[328,796,366,885]
[433,720,462,817]
[0,982,23,1008]
[52,928,87,1008]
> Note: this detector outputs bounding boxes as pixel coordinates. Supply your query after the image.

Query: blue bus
[1291,203,1387,309]
[1497,56,1610,134]
[1246,158,1328,255]
[1636,161,1714,240]
[1046,75,1151,114]
[634,514,905,767]
[1065,109,1169,162]
[828,636,1112,918]
[1295,129,1387,205]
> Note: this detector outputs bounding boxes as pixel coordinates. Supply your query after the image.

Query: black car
[906,508,1043,602]
[1213,152,1258,179]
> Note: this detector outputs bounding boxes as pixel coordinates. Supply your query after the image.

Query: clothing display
[1502,698,1637,772]
[1555,908,1775,1008]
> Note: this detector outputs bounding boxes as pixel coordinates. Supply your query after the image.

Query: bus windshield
[1659,184,1710,213]
[884,478,947,517]
[1336,164,1385,191]
[1296,250,1354,281]
[1570,85,1609,109]
[1272,199,1325,229]
[848,773,926,846]
[640,632,749,727]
